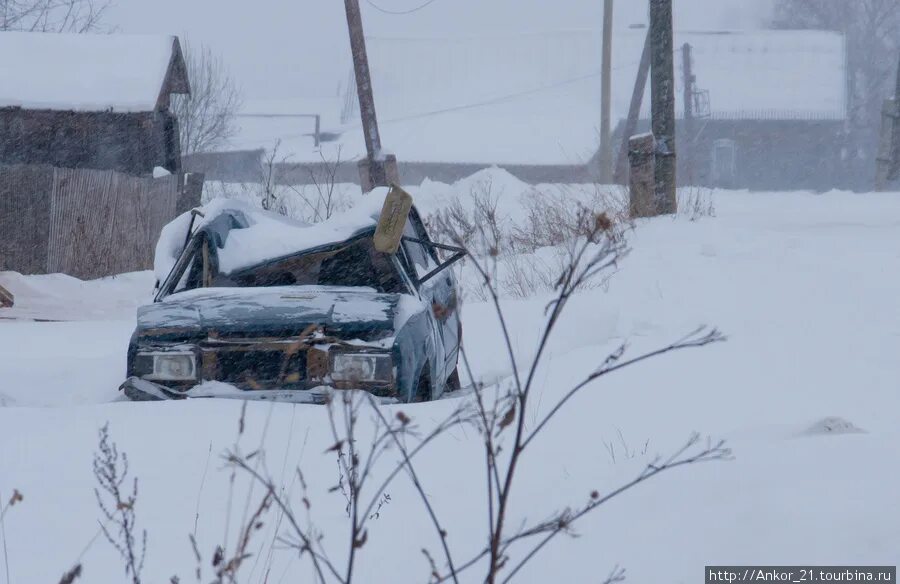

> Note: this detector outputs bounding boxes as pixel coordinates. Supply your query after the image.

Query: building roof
[229,28,846,166]
[0,31,190,113]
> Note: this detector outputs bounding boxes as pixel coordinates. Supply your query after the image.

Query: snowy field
[1,172,899,581]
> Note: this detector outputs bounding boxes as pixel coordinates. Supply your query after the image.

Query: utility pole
[599,0,614,183]
[614,28,651,184]
[875,52,900,190]
[344,0,399,191]
[681,42,695,179]
[649,0,677,214]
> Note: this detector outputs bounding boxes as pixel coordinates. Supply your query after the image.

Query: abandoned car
[119,187,465,404]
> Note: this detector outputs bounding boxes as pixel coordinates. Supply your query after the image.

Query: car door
[399,219,449,384]
[404,213,460,377]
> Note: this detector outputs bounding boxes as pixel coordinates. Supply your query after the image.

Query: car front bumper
[119,376,401,405]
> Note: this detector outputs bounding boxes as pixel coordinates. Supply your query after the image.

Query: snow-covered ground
[1,173,898,582]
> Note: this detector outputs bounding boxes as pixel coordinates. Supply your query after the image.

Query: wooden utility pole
[614,29,651,184]
[875,52,900,190]
[681,42,695,178]
[344,0,399,191]
[650,0,677,214]
[599,0,614,183]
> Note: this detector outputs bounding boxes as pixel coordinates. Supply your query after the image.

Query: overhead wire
[364,0,440,15]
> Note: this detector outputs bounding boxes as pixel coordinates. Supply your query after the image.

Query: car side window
[401,221,431,281]
[409,211,440,263]
[169,237,209,295]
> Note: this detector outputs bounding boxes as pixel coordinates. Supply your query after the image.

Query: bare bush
[58,564,83,584]
[173,43,242,156]
[0,0,109,32]
[0,488,23,583]
[287,147,350,222]
[428,177,506,257]
[680,186,716,222]
[93,424,146,584]
[604,429,651,465]
[204,143,356,225]
[425,178,633,299]
[258,142,285,214]
[510,185,628,253]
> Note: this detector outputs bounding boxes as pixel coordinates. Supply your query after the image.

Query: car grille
[206,348,307,388]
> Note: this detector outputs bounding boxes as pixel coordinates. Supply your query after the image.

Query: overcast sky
[108,0,775,100]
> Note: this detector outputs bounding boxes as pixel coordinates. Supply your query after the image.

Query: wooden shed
[0,31,190,175]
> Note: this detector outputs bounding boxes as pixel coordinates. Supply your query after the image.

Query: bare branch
[173,42,243,156]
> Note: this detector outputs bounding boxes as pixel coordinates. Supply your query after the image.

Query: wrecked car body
[120,187,465,404]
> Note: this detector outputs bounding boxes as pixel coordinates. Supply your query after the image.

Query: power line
[364,0,439,15]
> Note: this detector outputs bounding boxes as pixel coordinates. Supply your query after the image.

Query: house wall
[0,108,181,175]
[613,118,848,191]
[0,165,53,274]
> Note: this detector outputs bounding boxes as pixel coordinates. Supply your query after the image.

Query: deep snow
[1,175,898,582]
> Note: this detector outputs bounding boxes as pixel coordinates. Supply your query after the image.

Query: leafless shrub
[427,180,631,299]
[287,147,350,222]
[604,429,651,465]
[680,186,716,222]
[204,144,355,225]
[1,488,23,584]
[224,391,470,584]
[509,185,627,253]
[428,177,506,257]
[498,252,554,299]
[258,142,285,214]
[173,43,243,156]
[439,217,729,583]
[0,0,110,33]
[58,564,83,584]
[93,424,146,584]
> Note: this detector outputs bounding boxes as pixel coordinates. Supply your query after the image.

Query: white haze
[106,0,776,100]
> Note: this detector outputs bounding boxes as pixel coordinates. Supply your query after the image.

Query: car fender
[392,305,436,402]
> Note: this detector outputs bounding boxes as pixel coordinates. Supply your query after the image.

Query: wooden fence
[0,165,202,280]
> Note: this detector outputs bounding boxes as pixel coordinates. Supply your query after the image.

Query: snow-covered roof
[0,31,190,112]
[659,30,847,121]
[230,29,846,166]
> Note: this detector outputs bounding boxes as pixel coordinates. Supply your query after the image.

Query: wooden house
[0,31,190,175]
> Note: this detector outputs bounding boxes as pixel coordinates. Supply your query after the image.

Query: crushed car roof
[154,188,392,282]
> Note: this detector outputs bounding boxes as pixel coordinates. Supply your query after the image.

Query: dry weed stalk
[93,424,146,584]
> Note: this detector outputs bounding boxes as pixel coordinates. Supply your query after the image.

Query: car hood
[136,286,414,340]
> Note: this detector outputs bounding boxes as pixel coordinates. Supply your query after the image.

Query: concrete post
[629,133,657,218]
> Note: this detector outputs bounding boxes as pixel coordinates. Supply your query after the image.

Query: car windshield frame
[157,228,412,300]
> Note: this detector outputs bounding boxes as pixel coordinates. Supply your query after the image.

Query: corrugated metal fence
[0,165,201,280]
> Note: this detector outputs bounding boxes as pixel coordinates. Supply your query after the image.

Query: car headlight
[331,353,393,383]
[138,351,197,382]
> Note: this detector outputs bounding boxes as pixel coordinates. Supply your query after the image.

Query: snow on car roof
[154,189,390,283]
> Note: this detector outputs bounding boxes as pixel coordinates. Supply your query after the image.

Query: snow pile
[1,175,900,581]
[0,271,154,322]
